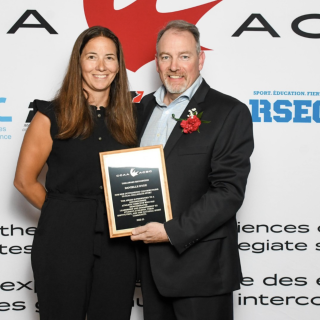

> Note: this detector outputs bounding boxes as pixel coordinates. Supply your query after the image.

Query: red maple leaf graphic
[83,0,223,72]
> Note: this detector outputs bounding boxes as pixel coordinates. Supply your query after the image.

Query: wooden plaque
[100,145,172,238]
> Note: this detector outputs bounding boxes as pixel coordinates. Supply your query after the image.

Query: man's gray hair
[156,20,201,55]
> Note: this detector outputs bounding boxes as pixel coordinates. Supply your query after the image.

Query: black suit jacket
[139,79,254,297]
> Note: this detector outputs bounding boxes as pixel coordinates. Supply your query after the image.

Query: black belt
[46,192,105,257]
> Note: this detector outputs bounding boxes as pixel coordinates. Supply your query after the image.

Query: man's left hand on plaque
[131,222,170,243]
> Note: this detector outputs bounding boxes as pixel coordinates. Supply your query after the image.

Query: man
[131,20,253,320]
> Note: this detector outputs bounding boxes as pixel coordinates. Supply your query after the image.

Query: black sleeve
[32,99,59,138]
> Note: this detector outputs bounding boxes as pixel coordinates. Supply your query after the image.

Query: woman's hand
[14,112,53,210]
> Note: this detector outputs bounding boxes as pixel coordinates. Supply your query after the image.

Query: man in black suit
[131,20,253,320]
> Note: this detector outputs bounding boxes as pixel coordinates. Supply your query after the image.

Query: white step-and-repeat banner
[1,0,319,319]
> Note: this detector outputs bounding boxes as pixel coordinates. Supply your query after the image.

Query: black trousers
[31,197,136,320]
[138,243,233,320]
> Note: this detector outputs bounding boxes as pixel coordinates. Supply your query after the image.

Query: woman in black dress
[14,26,138,320]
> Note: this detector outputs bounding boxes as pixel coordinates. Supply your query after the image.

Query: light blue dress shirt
[140,76,203,148]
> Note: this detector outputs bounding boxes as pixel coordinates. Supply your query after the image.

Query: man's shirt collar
[154,75,203,107]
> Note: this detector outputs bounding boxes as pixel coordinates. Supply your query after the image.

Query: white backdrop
[0,0,319,319]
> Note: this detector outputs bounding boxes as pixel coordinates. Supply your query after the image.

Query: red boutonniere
[172,108,211,134]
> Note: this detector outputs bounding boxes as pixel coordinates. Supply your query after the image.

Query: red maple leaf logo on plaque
[83,0,223,72]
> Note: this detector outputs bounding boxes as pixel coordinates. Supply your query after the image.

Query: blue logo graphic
[0,98,12,122]
[250,99,320,123]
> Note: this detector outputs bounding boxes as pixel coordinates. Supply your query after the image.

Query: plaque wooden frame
[100,145,172,238]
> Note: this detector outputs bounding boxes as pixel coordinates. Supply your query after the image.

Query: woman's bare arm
[14,112,53,210]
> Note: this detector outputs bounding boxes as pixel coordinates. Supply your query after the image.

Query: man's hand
[131,222,170,243]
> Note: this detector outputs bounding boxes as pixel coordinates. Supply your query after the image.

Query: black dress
[31,100,137,320]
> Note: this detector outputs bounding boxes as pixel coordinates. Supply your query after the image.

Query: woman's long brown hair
[54,26,137,146]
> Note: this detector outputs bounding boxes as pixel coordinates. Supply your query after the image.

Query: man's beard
[164,76,187,94]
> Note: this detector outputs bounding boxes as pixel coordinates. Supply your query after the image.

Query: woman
[14,26,138,320]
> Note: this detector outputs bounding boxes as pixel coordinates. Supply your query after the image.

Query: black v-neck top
[33,100,131,196]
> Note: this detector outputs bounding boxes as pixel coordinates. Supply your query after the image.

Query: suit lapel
[164,79,210,159]
[138,98,157,143]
